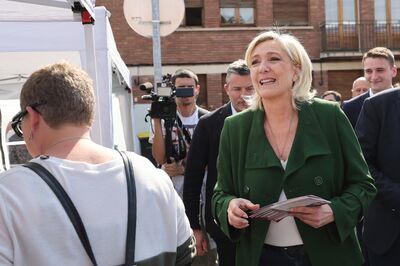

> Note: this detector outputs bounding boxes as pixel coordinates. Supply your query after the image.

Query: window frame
[219,0,255,27]
[375,0,400,23]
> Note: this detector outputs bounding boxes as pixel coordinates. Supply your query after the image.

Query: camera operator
[149,69,208,198]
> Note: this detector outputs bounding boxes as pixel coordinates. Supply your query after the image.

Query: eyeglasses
[11,103,44,138]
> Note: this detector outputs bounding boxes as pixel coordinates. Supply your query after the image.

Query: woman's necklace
[43,136,90,155]
[266,112,294,161]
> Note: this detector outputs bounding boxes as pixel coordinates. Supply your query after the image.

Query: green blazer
[212,99,376,266]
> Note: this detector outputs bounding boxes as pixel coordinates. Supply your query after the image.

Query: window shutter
[273,0,309,26]
[185,0,203,8]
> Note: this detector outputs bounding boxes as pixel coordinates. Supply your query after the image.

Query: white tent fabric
[0,1,134,150]
[0,0,94,22]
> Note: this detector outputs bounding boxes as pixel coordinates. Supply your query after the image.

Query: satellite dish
[123,0,185,38]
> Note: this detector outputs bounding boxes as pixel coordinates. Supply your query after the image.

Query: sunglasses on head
[11,103,45,138]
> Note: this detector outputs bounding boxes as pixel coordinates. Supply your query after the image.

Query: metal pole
[83,23,106,147]
[151,0,162,93]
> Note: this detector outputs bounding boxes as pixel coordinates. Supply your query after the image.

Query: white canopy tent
[0,0,138,169]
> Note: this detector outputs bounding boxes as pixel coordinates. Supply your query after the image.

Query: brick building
[97,0,400,110]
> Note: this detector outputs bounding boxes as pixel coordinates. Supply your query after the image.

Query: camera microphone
[141,95,153,100]
[139,82,153,92]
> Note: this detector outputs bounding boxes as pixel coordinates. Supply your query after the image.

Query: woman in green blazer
[212,31,376,266]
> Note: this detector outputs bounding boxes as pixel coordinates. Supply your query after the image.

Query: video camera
[140,74,194,120]
[140,74,194,163]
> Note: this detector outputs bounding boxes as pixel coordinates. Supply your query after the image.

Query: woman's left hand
[289,204,335,228]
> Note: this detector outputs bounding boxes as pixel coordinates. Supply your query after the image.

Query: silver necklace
[266,112,294,161]
[43,136,90,155]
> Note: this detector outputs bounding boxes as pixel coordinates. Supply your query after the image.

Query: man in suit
[351,77,369,98]
[183,60,253,266]
[356,87,400,266]
[342,47,397,128]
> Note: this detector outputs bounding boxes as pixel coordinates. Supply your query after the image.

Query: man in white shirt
[149,69,208,198]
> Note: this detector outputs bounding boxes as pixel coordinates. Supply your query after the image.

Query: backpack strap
[175,115,192,146]
[23,151,137,266]
[23,162,98,266]
[175,107,208,145]
[118,151,137,266]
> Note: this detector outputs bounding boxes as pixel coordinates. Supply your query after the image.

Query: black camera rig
[140,74,194,120]
[140,74,194,163]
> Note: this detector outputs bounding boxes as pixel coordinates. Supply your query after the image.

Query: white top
[264,160,304,246]
[0,152,192,265]
[369,88,374,97]
[176,107,200,136]
[149,107,201,198]
[230,103,238,115]
[148,106,200,144]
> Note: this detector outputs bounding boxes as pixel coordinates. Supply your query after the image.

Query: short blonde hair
[245,31,315,110]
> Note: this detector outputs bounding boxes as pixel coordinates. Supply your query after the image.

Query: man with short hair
[351,77,370,98]
[183,59,254,266]
[321,90,342,105]
[342,47,397,128]
[0,62,196,265]
[149,69,208,198]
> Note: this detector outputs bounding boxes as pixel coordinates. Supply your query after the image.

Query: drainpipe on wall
[357,0,362,52]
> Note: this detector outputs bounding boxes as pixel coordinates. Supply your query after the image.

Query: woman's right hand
[227,198,259,229]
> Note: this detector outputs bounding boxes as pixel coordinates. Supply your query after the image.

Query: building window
[394,1,400,22]
[325,0,356,24]
[220,0,254,26]
[184,8,202,26]
[375,0,387,33]
[182,0,203,26]
[375,0,400,23]
[323,0,358,51]
[374,0,400,48]
[342,0,356,23]
[324,0,357,34]
[325,0,338,22]
[273,0,309,26]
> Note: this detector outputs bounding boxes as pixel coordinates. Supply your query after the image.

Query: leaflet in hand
[248,195,331,222]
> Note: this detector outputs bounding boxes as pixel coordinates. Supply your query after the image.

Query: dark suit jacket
[183,103,232,241]
[342,91,370,128]
[356,88,400,255]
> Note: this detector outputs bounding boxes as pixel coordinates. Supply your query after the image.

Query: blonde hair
[245,31,315,110]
